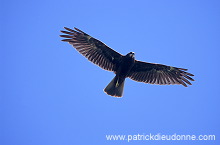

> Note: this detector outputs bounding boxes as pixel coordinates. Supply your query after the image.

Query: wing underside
[60,27,122,71]
[128,60,194,87]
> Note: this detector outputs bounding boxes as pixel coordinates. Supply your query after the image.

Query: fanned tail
[104,76,125,97]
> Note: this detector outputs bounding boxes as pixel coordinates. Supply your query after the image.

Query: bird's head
[127,52,135,58]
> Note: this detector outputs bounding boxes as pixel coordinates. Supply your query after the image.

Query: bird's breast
[115,56,135,77]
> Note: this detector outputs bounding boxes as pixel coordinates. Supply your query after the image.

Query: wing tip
[64,26,69,30]
[61,39,71,42]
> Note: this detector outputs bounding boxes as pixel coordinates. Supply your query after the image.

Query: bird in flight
[60,27,194,97]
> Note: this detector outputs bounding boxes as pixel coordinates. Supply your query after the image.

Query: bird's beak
[130,52,135,57]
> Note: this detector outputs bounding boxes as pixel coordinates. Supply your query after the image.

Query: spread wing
[60,27,122,71]
[128,60,194,87]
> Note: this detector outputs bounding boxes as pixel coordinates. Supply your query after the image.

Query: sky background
[1,0,220,145]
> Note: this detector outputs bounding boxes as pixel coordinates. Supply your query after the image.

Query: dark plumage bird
[60,27,194,97]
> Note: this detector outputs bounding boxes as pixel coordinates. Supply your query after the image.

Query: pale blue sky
[1,0,220,145]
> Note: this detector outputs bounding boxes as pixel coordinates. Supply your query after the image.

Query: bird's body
[104,52,135,96]
[60,27,194,97]
[114,52,135,77]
